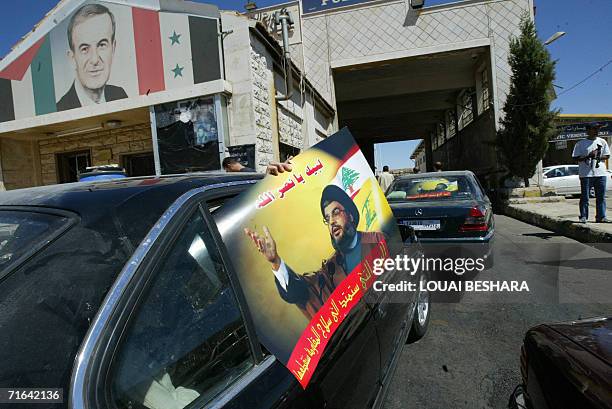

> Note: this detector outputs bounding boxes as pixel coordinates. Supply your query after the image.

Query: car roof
[0,172,263,218]
[544,165,578,169]
[396,170,475,180]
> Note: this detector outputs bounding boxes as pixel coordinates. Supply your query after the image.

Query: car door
[207,187,383,409]
[544,167,568,193]
[73,187,285,409]
[565,165,581,194]
[371,233,420,390]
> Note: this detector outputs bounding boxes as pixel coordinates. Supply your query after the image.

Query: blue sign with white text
[302,0,378,14]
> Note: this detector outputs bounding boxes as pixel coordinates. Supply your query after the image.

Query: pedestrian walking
[434,162,443,172]
[378,165,395,192]
[571,122,610,223]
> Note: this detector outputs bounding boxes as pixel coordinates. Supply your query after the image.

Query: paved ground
[382,215,612,409]
[506,195,612,242]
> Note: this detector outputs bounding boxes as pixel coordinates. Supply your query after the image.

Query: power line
[508,58,612,108]
[557,58,612,97]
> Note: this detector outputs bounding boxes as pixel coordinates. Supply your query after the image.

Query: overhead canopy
[334,47,488,143]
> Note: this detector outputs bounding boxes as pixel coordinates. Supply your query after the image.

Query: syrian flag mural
[0,1,221,123]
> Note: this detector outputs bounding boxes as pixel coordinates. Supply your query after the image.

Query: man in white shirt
[571,123,610,223]
[378,165,395,193]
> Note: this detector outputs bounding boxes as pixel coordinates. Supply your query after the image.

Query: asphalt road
[382,215,612,409]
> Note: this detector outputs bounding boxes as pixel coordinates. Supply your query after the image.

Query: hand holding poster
[214,128,403,388]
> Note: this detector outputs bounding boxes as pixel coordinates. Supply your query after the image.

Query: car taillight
[460,206,488,232]
[469,206,486,218]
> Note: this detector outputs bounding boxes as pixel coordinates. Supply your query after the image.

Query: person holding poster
[245,184,386,320]
[57,4,127,111]
[213,128,404,388]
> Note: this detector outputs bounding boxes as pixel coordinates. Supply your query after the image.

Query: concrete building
[0,0,333,190]
[294,0,532,189]
[0,0,530,190]
[410,140,426,172]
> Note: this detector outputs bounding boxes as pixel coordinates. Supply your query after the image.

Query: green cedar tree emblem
[341,167,359,194]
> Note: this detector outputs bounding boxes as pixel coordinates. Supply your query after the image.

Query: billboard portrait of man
[245,184,386,320]
[57,4,127,111]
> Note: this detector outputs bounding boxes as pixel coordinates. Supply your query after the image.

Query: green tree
[497,13,558,187]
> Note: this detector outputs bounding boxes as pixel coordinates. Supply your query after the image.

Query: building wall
[432,109,496,184]
[222,13,258,148]
[37,123,152,185]
[250,37,277,169]
[222,11,334,171]
[301,0,531,124]
[0,138,39,190]
[278,106,303,148]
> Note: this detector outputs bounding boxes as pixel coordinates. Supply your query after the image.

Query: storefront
[544,115,612,168]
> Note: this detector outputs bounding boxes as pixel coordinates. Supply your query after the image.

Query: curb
[504,205,612,243]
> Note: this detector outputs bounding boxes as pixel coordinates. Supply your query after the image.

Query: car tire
[407,273,430,343]
[589,187,596,198]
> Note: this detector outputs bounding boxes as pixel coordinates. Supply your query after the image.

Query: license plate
[400,219,441,231]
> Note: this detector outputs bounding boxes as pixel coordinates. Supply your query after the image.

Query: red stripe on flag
[132,8,165,95]
[286,238,387,388]
[339,144,360,167]
[0,37,45,81]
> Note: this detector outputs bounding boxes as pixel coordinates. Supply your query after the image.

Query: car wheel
[589,187,596,198]
[407,273,430,343]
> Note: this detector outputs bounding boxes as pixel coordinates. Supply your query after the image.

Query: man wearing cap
[572,122,610,223]
[245,185,385,320]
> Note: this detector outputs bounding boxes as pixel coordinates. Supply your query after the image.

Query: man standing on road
[378,165,395,192]
[572,123,610,223]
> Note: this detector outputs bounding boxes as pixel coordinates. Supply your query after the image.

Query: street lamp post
[534,32,566,188]
[544,31,566,46]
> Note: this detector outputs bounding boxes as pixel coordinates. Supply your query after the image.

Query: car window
[0,210,69,274]
[111,209,253,409]
[546,168,566,178]
[567,166,579,176]
[471,175,487,200]
[386,175,475,201]
[0,215,131,406]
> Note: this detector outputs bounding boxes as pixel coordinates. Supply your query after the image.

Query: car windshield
[386,175,475,201]
[0,210,69,274]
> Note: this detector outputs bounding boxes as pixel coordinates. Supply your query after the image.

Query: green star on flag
[169,30,181,45]
[171,64,184,78]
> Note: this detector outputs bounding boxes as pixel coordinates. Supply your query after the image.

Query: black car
[386,171,495,267]
[0,173,429,409]
[509,317,612,409]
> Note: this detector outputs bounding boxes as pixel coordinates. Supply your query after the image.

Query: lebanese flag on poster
[330,145,375,199]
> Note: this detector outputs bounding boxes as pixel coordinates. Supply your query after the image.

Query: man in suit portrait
[57,4,127,111]
[245,184,386,321]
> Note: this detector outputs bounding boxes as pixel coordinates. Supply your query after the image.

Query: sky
[1,0,610,170]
